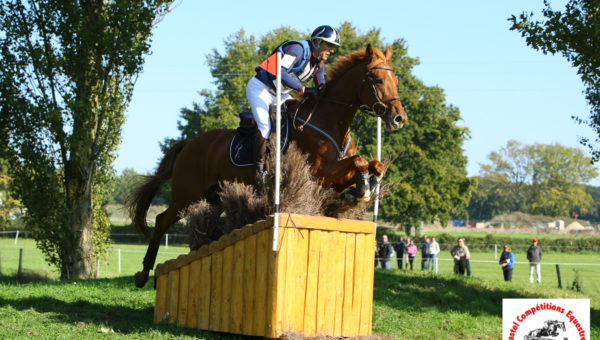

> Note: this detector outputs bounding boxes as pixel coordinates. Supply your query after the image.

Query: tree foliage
[469,140,598,219]
[0,0,175,278]
[509,0,600,160]
[166,22,473,229]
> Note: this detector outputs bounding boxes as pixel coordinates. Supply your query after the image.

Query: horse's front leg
[318,155,371,205]
[367,160,386,198]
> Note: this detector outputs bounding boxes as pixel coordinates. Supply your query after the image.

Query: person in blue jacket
[247,25,340,191]
[499,244,515,282]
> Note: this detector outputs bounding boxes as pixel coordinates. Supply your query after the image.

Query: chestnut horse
[129,44,407,288]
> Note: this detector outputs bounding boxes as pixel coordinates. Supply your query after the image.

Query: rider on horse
[246,24,341,191]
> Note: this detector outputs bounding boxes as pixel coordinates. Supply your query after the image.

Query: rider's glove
[303,86,319,97]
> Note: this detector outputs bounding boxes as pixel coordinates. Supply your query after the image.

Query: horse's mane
[326,47,386,83]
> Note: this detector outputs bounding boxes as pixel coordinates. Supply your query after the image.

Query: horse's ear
[366,44,374,57]
[384,46,393,62]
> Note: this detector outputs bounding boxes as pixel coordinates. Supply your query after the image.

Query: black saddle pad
[229,113,291,167]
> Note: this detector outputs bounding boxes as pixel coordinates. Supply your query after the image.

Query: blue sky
[116,0,597,183]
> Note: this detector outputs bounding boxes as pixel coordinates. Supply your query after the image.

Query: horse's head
[358,44,407,129]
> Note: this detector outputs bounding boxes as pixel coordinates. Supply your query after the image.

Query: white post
[118,248,121,273]
[494,244,498,260]
[14,230,19,245]
[272,52,282,252]
[373,117,382,233]
[165,234,169,249]
[435,257,439,274]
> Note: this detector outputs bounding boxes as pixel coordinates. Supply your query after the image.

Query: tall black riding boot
[253,133,269,194]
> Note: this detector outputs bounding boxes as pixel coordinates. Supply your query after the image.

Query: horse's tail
[126,139,189,240]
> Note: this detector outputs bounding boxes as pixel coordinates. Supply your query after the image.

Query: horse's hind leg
[134,204,183,288]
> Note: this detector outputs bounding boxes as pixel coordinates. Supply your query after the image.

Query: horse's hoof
[134,271,149,288]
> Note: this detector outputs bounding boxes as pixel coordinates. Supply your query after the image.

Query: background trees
[468,140,598,219]
[165,23,474,232]
[0,1,175,279]
[509,0,600,160]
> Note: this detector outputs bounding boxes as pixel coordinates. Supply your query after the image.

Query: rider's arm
[279,43,306,92]
[313,61,325,87]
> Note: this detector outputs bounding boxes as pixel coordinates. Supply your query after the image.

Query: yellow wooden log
[267,227,286,338]
[154,274,169,324]
[177,264,190,328]
[332,232,347,336]
[186,260,202,328]
[253,229,269,336]
[198,256,211,329]
[209,250,223,331]
[221,245,234,333]
[363,233,375,335]
[303,229,322,337]
[242,234,257,335]
[291,228,309,332]
[358,233,371,334]
[351,233,366,334]
[166,269,180,324]
[341,233,356,336]
[282,225,296,333]
[230,239,245,333]
[321,231,336,336]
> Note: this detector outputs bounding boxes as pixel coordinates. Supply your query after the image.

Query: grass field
[0,238,598,339]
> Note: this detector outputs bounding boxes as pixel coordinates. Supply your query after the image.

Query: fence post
[18,248,23,275]
[435,257,439,274]
[494,244,497,260]
[118,248,121,273]
[14,230,19,245]
[555,264,562,289]
[165,234,169,249]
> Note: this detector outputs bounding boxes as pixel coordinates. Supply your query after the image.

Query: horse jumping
[128,44,407,288]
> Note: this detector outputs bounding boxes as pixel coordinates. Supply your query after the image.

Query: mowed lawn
[0,238,598,339]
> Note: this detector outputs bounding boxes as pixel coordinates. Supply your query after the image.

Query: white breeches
[246,77,291,138]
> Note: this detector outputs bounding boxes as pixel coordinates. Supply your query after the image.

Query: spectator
[406,239,417,271]
[393,236,407,270]
[420,235,429,270]
[527,238,542,283]
[450,238,470,275]
[499,244,515,282]
[429,237,440,272]
[374,240,380,269]
[378,235,394,270]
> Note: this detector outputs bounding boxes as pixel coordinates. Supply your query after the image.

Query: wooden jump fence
[153,213,375,338]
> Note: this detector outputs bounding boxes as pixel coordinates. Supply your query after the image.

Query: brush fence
[153,213,375,338]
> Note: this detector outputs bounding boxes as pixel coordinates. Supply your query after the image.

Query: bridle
[317,64,401,118]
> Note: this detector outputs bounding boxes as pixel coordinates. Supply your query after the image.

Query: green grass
[0,239,598,339]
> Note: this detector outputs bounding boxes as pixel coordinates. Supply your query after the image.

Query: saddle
[229,103,292,167]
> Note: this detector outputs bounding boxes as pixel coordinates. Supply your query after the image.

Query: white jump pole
[373,117,382,233]
[272,51,282,251]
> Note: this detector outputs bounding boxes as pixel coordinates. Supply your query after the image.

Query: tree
[167,22,474,231]
[0,158,24,230]
[0,1,175,279]
[509,1,600,160]
[476,140,597,218]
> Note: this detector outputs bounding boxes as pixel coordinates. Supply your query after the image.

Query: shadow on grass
[374,270,599,331]
[0,275,243,339]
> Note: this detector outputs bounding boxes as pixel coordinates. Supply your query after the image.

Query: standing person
[450,238,470,275]
[247,25,340,191]
[527,238,542,283]
[374,240,380,269]
[420,235,429,270]
[393,236,407,270]
[429,237,440,272]
[379,235,394,270]
[406,239,418,271]
[499,244,515,282]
